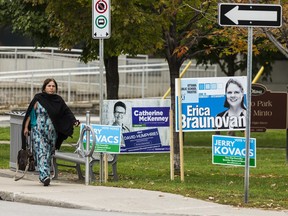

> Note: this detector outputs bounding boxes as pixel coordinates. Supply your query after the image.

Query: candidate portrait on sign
[111,101,131,133]
[216,78,247,130]
[110,101,131,147]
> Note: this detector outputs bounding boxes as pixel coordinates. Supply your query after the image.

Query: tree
[263,1,288,59]
[148,0,217,172]
[194,26,280,80]
[151,0,288,172]
[0,0,58,46]
[0,0,163,99]
[47,0,163,99]
[194,0,288,80]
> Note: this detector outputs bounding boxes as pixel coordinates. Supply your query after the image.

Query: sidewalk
[0,169,287,216]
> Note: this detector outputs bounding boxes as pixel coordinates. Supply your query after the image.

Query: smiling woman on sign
[216,78,247,130]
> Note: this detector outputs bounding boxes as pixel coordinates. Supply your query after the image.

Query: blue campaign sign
[212,135,256,167]
[122,128,169,153]
[81,124,121,153]
[102,99,170,154]
[132,107,170,127]
[175,76,247,132]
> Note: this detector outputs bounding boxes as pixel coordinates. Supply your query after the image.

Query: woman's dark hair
[114,101,126,113]
[224,78,246,109]
[42,78,58,93]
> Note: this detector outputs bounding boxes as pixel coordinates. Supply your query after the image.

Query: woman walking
[22,78,79,186]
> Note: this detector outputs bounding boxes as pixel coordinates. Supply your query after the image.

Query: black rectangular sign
[218,3,282,27]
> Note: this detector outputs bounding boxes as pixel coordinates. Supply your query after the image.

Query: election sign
[122,128,164,153]
[175,76,247,132]
[212,135,256,167]
[102,99,170,153]
[81,124,121,153]
[132,107,170,127]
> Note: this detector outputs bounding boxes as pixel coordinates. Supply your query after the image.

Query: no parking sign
[92,0,111,39]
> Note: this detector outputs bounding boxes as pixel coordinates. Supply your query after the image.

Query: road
[0,201,170,216]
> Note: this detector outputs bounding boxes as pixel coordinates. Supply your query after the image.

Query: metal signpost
[92,0,111,183]
[218,3,282,203]
[85,111,90,185]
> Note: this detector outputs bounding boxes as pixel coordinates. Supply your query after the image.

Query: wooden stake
[177,78,184,182]
[169,109,174,180]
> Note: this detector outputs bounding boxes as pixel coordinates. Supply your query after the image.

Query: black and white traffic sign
[92,0,111,39]
[218,3,282,27]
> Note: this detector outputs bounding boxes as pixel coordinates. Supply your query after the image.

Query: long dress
[31,102,57,182]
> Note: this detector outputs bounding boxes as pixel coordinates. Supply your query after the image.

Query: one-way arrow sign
[219,3,282,27]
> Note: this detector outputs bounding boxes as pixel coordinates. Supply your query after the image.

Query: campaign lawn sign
[175,76,247,132]
[81,124,121,153]
[132,107,170,127]
[212,135,256,167]
[102,99,170,153]
[122,128,163,153]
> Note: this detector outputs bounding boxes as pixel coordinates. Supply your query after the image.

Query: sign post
[92,0,111,183]
[218,3,282,203]
[244,26,253,203]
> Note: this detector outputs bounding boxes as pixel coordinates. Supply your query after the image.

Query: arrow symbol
[225,6,278,24]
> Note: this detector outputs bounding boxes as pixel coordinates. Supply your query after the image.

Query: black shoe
[42,177,50,186]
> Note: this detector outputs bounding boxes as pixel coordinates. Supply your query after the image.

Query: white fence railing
[0,46,217,110]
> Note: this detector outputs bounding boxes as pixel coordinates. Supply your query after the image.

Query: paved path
[0,169,287,216]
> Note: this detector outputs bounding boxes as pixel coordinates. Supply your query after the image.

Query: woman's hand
[74,119,80,127]
[24,116,31,137]
[23,127,29,137]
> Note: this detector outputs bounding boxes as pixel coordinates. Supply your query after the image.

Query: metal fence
[0,46,217,110]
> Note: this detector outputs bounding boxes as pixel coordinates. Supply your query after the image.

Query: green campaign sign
[212,135,256,167]
[81,124,121,153]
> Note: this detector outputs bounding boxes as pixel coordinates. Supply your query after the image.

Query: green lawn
[0,127,287,210]
[0,127,10,141]
[184,130,286,148]
[109,147,288,209]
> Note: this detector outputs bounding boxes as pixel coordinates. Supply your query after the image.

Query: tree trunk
[227,54,237,77]
[168,56,182,174]
[104,56,119,99]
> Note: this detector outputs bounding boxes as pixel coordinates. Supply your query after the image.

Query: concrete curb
[0,191,83,210]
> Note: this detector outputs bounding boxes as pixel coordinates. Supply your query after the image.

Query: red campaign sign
[95,0,108,13]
